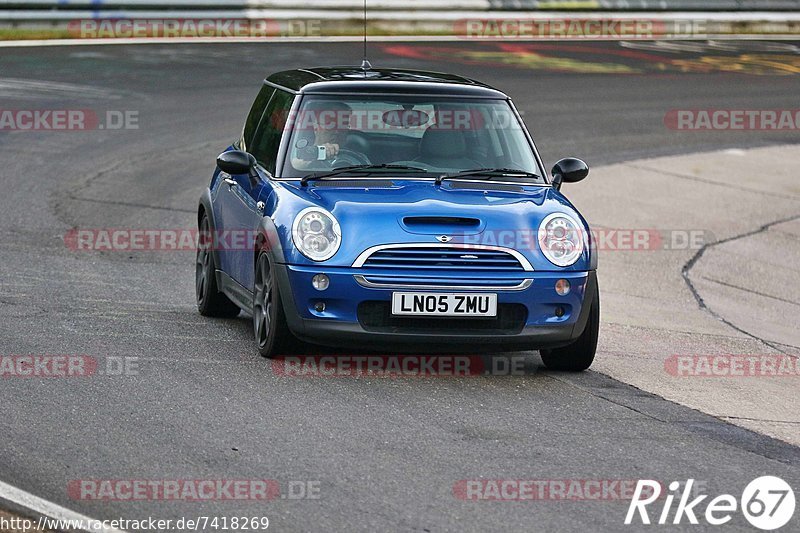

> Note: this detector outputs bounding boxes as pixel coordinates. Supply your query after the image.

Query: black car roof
[264,67,508,98]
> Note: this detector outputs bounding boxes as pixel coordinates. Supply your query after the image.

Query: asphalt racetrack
[0,40,799,531]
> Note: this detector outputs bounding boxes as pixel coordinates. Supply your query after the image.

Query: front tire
[253,252,291,358]
[540,282,599,372]
[196,213,240,318]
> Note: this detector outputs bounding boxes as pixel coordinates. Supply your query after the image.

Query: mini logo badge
[436,235,452,243]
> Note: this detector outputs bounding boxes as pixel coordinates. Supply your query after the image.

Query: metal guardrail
[2,0,800,31]
[2,0,799,10]
[0,0,480,8]
[488,0,800,10]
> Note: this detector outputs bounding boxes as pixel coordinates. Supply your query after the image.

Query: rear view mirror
[382,109,429,128]
[551,158,589,190]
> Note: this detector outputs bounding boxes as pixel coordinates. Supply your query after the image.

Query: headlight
[292,207,341,261]
[538,213,585,267]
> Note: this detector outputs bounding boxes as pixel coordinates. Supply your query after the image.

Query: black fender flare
[197,188,222,276]
[255,214,306,336]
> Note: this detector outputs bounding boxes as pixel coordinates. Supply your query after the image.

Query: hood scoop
[400,216,483,235]
[403,216,480,228]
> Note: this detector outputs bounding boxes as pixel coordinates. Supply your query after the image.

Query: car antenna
[361,0,372,74]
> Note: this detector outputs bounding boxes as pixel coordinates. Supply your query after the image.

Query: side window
[250,90,294,175]
[242,86,275,150]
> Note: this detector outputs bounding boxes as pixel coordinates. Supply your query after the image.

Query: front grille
[357,275,530,290]
[360,246,525,271]
[357,301,528,335]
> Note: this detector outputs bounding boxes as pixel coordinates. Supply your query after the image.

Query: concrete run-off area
[571,145,800,445]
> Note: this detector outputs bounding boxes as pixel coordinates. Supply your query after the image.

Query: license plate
[391,292,497,317]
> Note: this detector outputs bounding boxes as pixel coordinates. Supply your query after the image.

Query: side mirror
[217,150,256,175]
[217,150,262,188]
[551,157,589,190]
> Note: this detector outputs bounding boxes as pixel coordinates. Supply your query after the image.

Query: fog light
[554,306,565,318]
[314,301,326,313]
[312,274,330,291]
[555,279,570,296]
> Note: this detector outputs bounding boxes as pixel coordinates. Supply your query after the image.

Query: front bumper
[274,263,597,351]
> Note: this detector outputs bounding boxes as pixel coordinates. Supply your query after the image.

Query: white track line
[0,479,127,533]
[1,34,800,47]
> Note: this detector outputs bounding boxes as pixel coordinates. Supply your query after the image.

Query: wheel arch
[253,215,286,267]
[254,215,305,336]
[198,188,229,279]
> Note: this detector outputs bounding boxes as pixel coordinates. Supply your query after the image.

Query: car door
[213,86,273,280]
[216,88,294,290]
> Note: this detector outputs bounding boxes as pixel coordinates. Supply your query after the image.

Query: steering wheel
[330,149,371,168]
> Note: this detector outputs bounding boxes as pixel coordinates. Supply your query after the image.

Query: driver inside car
[291,101,354,170]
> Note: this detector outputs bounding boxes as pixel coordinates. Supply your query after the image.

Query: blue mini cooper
[196,67,598,370]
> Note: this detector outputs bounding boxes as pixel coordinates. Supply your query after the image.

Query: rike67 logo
[625,477,795,530]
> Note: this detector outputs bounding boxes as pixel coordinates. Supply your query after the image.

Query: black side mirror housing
[217,150,255,174]
[217,151,261,186]
[551,157,589,190]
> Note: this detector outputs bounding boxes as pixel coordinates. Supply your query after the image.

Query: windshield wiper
[435,168,541,186]
[301,164,428,186]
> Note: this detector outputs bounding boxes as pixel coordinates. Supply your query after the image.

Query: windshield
[279,95,544,182]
